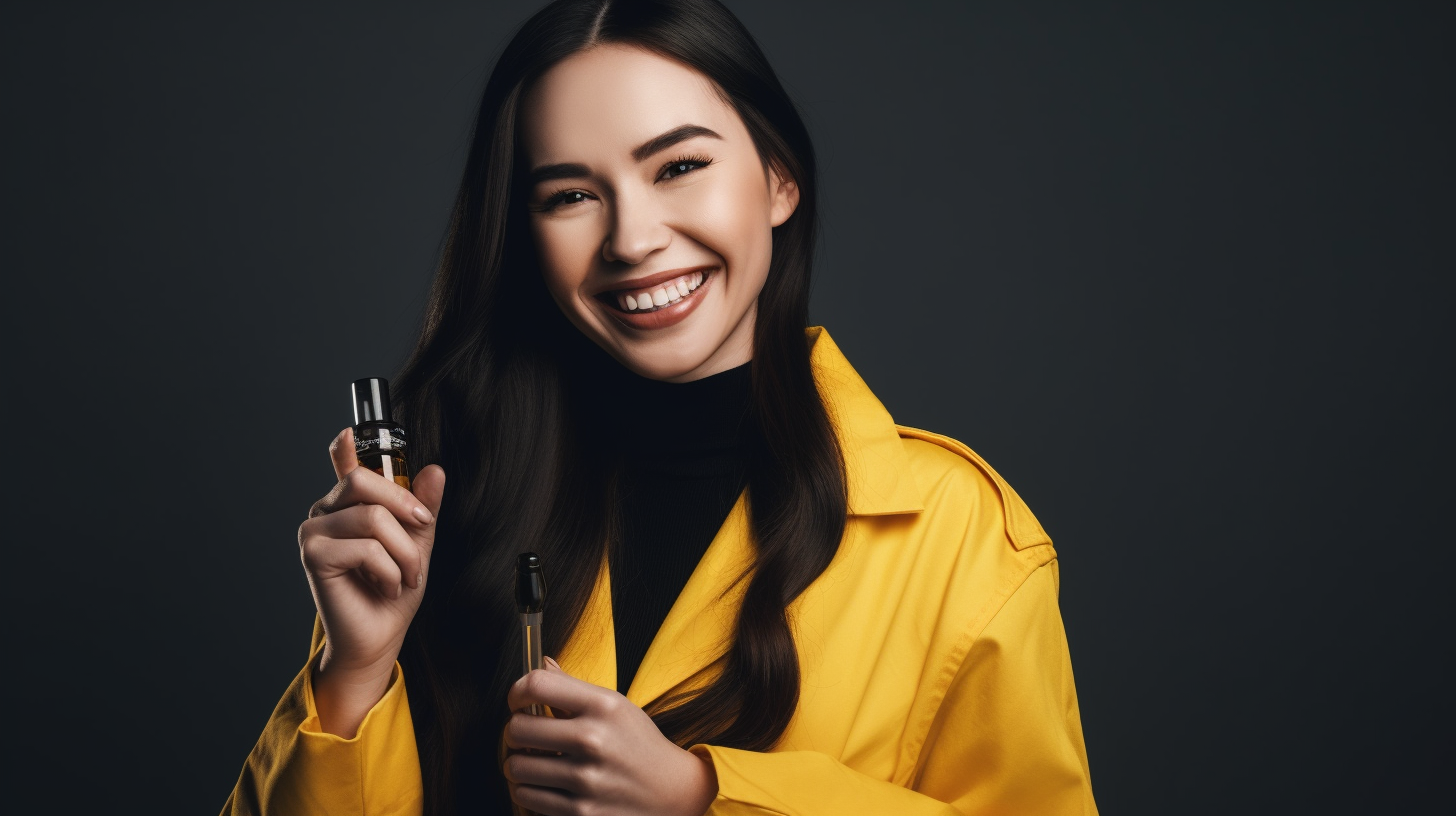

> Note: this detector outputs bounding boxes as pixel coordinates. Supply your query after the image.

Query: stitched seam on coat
[356,728,367,815]
[893,425,1052,550]
[899,554,1057,785]
[712,794,790,816]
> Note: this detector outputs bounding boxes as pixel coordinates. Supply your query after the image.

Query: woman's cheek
[534,222,598,295]
[683,176,765,268]
[720,184,773,299]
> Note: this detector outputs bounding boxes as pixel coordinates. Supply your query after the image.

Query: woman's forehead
[520,43,737,167]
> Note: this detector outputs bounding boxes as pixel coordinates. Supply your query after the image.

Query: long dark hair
[390,1,846,812]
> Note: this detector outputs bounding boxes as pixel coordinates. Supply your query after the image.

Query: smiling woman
[222,1,1097,815]
[520,45,797,381]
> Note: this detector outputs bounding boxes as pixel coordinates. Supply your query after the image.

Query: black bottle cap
[516,552,547,614]
[351,378,393,424]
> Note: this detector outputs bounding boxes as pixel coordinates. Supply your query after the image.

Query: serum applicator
[516,552,548,716]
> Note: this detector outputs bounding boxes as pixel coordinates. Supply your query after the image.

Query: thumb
[412,463,446,518]
[329,427,359,482]
[541,657,577,720]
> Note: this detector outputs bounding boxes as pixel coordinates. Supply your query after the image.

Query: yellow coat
[223,327,1099,815]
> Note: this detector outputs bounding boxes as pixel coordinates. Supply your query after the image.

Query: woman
[224,1,1097,814]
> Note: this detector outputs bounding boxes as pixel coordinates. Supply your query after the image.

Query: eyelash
[532,154,714,212]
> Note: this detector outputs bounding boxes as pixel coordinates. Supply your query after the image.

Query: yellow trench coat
[223,327,1098,815]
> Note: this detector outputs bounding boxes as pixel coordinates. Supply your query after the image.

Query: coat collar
[559,326,924,706]
[806,325,925,516]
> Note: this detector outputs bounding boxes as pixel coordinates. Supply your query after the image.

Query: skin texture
[520,43,799,383]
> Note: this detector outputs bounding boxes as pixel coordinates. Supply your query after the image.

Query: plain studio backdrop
[4,2,1451,812]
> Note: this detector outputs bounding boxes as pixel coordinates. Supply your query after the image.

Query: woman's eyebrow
[630,123,722,161]
[528,124,723,185]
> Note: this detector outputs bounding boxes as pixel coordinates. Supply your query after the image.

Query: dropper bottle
[516,552,548,716]
[351,377,412,490]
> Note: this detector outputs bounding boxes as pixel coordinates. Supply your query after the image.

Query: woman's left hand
[503,657,719,816]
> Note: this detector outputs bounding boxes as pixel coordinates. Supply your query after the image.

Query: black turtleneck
[602,360,754,694]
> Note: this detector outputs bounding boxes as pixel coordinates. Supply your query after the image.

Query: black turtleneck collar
[599,359,755,477]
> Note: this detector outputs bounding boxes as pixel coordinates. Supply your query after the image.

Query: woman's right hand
[297,426,446,737]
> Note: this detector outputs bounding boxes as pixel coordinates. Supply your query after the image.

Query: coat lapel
[625,490,754,706]
[558,327,924,704]
[556,550,618,691]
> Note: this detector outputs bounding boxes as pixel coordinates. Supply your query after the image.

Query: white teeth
[612,270,709,312]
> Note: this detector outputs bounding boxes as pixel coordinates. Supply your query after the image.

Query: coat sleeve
[687,560,1097,816]
[220,618,425,816]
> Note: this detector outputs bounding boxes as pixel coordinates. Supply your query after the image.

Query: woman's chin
[600,328,741,382]
[609,346,718,382]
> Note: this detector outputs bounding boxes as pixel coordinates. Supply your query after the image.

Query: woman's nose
[601,193,671,265]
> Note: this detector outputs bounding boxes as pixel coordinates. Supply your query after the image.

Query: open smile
[594,266,716,330]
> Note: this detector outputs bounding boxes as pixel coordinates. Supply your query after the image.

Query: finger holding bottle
[303,427,440,609]
[320,424,433,519]
[299,426,446,737]
[502,659,718,816]
[303,500,424,603]
[312,426,438,566]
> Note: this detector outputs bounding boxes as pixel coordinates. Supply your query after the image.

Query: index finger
[507,667,607,716]
[330,427,359,482]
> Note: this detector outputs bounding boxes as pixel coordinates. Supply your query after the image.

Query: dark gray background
[6,1,1451,812]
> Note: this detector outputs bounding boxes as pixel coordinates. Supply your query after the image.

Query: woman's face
[519,44,799,382]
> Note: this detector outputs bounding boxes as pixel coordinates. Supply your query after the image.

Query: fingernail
[412,506,434,525]
[396,582,403,598]
[544,656,560,670]
[417,572,424,589]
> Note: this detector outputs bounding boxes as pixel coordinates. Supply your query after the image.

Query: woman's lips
[597,267,715,330]
[611,269,705,312]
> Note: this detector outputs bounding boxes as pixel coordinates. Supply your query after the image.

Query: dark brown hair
[390,1,846,812]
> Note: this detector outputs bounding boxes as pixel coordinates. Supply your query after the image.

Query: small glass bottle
[351,377,411,490]
[516,552,548,717]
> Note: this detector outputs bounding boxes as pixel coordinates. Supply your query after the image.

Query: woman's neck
[601,358,754,473]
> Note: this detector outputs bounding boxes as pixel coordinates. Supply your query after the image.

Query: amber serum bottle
[351,377,412,490]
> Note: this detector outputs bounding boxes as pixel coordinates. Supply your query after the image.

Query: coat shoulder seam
[894,425,1053,552]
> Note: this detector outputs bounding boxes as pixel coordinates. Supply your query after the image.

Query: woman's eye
[539,190,591,211]
[660,156,712,181]
[534,156,712,212]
